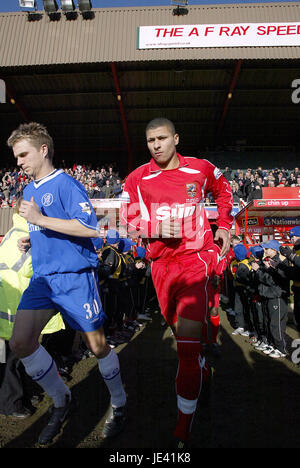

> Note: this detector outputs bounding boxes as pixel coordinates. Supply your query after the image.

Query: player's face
[146,125,179,170]
[13,138,48,179]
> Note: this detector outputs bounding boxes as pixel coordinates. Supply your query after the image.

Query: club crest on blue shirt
[41,193,54,207]
[186,183,197,198]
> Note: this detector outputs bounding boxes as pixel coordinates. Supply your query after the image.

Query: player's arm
[120,173,180,239]
[120,174,155,238]
[19,196,100,238]
[204,162,234,256]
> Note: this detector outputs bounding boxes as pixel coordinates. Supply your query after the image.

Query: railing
[0,201,241,237]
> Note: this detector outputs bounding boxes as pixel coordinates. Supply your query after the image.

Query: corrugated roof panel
[1,3,300,67]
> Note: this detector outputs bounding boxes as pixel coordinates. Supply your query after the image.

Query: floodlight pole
[218,59,242,132]
[110,62,133,173]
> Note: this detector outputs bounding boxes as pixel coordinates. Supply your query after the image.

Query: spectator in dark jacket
[251,240,290,358]
[248,184,263,202]
[278,226,300,332]
[103,180,114,198]
[231,244,252,336]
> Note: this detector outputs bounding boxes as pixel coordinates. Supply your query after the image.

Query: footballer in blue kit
[7,122,127,446]
[18,168,105,332]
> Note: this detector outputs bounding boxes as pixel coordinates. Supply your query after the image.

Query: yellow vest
[230,258,251,287]
[0,213,64,340]
[101,244,122,280]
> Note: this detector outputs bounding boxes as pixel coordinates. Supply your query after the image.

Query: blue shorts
[18,269,107,332]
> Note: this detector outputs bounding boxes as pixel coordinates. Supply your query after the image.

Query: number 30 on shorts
[83,300,100,320]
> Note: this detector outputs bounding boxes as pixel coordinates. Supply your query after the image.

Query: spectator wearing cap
[251,240,290,358]
[248,246,268,347]
[230,244,252,336]
[136,246,146,260]
[92,236,104,254]
[278,226,300,333]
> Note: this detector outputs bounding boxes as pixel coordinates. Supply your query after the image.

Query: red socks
[174,337,208,442]
[202,313,220,345]
[210,314,220,344]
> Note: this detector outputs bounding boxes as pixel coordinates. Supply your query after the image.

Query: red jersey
[121,153,233,261]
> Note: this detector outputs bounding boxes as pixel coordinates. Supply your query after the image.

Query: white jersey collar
[33,169,64,188]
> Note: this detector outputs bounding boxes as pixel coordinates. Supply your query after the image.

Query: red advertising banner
[262,187,300,200]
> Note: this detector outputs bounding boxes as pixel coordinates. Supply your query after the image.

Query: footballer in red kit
[121,118,233,448]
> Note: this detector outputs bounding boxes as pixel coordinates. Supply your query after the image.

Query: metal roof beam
[110,62,133,173]
[217,59,242,133]
[20,87,292,98]
[3,65,300,80]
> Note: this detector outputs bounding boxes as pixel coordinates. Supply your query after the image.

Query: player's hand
[251,262,259,271]
[19,196,43,225]
[18,236,31,253]
[214,228,230,257]
[158,217,181,238]
[135,261,145,269]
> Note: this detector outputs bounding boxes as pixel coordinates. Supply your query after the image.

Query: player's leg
[173,316,210,446]
[171,253,215,447]
[82,327,127,438]
[10,276,72,407]
[56,269,127,439]
[10,308,74,445]
[151,257,211,447]
[10,307,55,358]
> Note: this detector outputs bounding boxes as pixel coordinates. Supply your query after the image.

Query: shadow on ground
[1,308,300,448]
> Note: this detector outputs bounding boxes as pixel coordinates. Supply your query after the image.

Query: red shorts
[151,251,217,326]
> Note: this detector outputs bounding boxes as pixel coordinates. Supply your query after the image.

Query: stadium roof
[0,2,300,173]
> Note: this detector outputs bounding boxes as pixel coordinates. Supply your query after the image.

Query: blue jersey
[23,169,99,276]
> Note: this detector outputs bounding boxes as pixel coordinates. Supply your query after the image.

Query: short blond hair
[7,122,54,160]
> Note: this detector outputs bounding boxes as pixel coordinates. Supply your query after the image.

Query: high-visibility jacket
[230,258,251,287]
[101,244,123,280]
[0,213,64,341]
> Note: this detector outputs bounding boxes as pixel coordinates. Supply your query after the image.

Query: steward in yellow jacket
[0,212,64,342]
[0,209,64,417]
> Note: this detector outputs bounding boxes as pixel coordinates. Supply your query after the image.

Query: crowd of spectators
[0,162,124,207]
[1,162,300,208]
[223,166,300,204]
